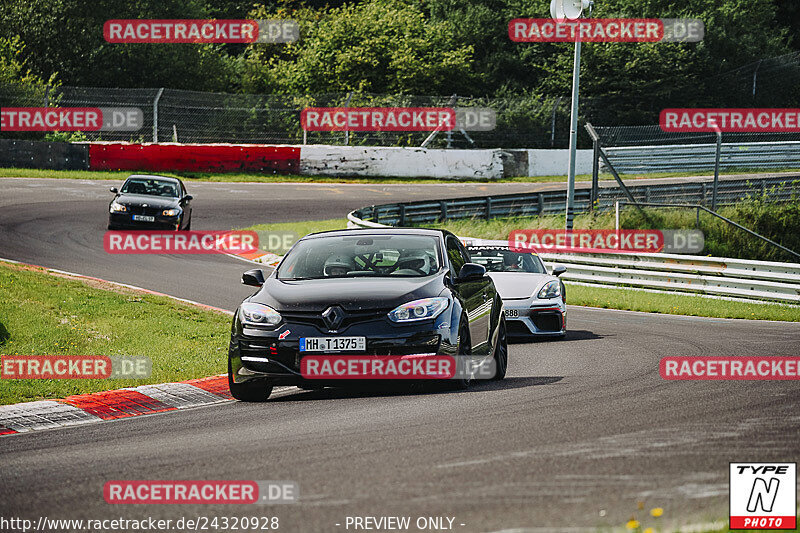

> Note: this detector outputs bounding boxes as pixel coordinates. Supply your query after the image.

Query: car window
[467,248,546,273]
[445,236,466,275]
[121,178,180,198]
[277,234,441,279]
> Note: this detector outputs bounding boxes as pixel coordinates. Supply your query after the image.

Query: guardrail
[604,141,800,174]
[349,175,800,226]
[347,214,800,304]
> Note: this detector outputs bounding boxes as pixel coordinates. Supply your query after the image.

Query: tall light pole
[551,0,593,230]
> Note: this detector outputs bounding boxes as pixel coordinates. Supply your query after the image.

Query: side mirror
[183,194,193,201]
[552,265,567,277]
[456,263,487,283]
[110,187,118,193]
[241,269,265,287]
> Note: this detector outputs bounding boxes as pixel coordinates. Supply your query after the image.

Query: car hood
[488,272,555,300]
[113,194,180,209]
[252,274,446,312]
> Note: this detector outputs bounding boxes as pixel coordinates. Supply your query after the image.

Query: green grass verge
[4,166,793,184]
[243,218,349,236]
[0,261,231,405]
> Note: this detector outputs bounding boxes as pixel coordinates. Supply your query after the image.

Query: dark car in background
[108,175,193,230]
[227,228,508,401]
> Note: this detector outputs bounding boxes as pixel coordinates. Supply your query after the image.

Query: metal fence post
[344,91,352,146]
[152,88,165,143]
[591,136,599,211]
[485,197,492,219]
[712,129,722,210]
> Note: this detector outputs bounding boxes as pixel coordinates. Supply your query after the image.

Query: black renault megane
[108,174,193,230]
[228,228,508,401]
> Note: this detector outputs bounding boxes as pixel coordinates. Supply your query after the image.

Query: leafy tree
[242,0,477,94]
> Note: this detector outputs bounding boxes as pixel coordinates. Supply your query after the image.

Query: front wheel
[452,321,472,390]
[492,317,508,380]
[228,358,273,401]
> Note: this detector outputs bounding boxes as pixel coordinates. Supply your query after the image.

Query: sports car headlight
[537,280,561,299]
[388,297,449,323]
[109,201,127,212]
[162,208,180,216]
[239,302,282,326]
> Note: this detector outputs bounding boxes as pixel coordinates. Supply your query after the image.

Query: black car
[108,175,193,230]
[228,228,508,401]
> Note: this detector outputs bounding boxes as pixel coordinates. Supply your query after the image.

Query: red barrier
[88,142,300,173]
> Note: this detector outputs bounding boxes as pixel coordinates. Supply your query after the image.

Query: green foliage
[242,0,477,94]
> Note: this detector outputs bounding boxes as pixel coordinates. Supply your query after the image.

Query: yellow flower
[626,519,640,530]
[644,528,654,533]
[650,507,664,517]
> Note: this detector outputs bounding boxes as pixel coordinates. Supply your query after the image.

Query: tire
[228,358,273,401]
[452,320,472,390]
[492,316,508,380]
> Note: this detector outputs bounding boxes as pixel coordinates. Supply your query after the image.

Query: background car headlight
[162,208,181,216]
[388,297,449,322]
[109,201,127,212]
[537,280,561,299]
[239,302,282,326]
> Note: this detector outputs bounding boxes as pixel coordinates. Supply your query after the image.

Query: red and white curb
[0,376,233,436]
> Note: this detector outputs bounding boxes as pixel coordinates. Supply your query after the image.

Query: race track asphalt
[1,177,799,532]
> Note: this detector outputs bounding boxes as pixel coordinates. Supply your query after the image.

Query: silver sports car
[466,242,567,339]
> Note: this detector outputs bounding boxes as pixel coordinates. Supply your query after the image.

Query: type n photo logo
[730,463,796,530]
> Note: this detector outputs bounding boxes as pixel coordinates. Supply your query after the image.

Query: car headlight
[162,208,181,216]
[537,280,561,299]
[388,297,449,323]
[239,302,282,327]
[109,201,127,213]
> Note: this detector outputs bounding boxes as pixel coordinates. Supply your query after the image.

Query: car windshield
[468,248,546,273]
[121,178,180,198]
[277,234,441,279]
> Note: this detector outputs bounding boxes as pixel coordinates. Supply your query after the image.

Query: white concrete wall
[300,145,505,180]
[525,149,593,177]
[299,145,593,179]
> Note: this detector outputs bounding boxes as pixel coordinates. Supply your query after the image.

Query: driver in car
[323,254,355,277]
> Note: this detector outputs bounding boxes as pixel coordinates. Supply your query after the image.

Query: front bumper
[502,299,566,337]
[229,318,454,386]
[109,213,181,230]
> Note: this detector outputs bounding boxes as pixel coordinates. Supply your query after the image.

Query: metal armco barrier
[347,215,800,304]
[349,175,800,226]
[603,141,800,174]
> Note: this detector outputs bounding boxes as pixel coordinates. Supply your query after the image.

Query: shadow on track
[267,376,563,403]
[509,329,605,344]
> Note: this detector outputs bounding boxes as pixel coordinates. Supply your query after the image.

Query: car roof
[125,174,180,183]
[304,227,452,240]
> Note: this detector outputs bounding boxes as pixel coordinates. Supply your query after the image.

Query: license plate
[300,336,366,353]
[504,309,520,318]
[133,215,155,222]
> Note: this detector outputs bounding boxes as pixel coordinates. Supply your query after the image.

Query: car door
[178,180,192,224]
[446,236,490,356]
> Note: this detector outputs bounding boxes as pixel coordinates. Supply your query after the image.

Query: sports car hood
[488,272,555,300]
[253,274,446,312]
[114,194,180,209]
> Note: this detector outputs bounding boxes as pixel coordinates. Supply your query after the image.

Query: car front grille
[280,308,392,332]
[126,205,164,216]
